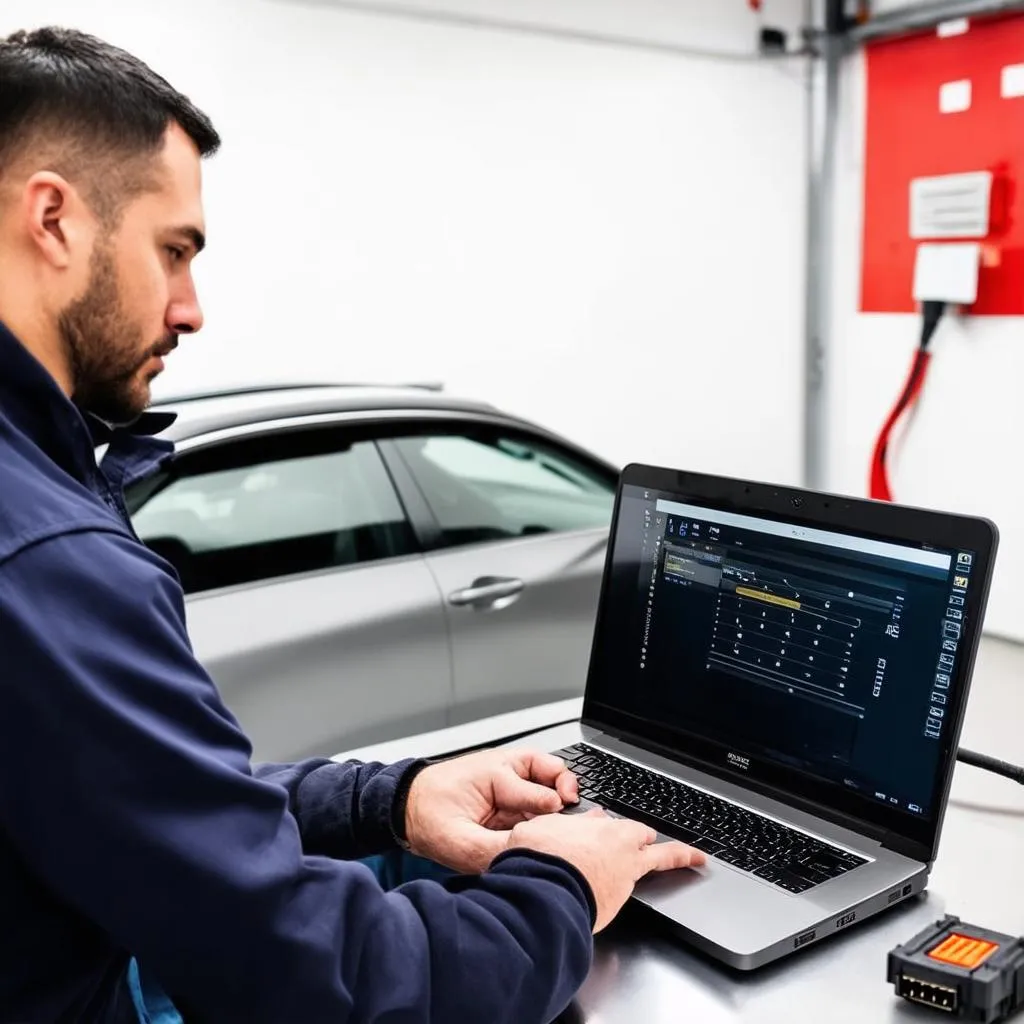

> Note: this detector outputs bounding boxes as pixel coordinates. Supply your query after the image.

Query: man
[0,27,704,1023]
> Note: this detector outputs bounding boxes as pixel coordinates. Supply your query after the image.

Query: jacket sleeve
[251,757,423,860]
[0,529,594,1024]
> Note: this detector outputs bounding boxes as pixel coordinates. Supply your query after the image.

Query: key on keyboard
[555,744,867,894]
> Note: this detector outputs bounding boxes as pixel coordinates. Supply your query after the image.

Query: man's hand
[507,809,706,932]
[404,748,580,873]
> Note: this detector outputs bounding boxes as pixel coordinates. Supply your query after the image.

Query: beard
[58,240,177,425]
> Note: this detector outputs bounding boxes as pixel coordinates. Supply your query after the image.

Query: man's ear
[22,171,93,270]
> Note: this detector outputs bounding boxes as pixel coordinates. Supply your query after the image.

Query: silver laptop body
[547,465,997,970]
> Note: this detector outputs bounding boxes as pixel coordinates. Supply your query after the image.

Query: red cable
[869,349,933,502]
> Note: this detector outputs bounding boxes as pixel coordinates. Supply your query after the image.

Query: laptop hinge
[584,715,923,856]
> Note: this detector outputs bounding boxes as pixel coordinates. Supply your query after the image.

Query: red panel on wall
[861,15,1024,314]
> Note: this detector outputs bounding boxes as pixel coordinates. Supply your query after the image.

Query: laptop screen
[586,483,979,827]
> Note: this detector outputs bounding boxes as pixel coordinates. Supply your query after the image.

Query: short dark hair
[0,27,220,222]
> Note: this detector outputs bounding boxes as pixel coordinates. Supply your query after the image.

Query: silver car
[124,384,617,762]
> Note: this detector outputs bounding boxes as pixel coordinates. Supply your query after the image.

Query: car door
[381,425,616,724]
[126,423,451,763]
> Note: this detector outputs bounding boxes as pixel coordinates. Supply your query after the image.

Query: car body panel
[422,528,609,725]
[125,384,618,761]
[182,556,451,762]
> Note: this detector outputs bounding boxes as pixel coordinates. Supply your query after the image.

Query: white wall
[1,0,809,483]
[827,33,1024,641]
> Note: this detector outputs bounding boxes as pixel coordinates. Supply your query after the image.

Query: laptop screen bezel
[581,464,999,864]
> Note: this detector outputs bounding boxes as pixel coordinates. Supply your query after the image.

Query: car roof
[149,383,511,442]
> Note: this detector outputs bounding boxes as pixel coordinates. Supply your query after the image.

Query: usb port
[794,929,816,948]
[898,975,958,1012]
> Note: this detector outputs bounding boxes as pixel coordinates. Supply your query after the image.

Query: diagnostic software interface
[590,485,977,820]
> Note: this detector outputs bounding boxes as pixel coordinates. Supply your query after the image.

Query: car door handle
[448,576,525,609]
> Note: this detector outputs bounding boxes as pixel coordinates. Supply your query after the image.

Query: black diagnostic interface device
[888,915,1024,1021]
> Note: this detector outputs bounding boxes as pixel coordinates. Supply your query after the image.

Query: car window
[129,437,416,594]
[393,432,614,549]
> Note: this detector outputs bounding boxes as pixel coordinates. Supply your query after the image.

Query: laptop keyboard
[557,744,868,893]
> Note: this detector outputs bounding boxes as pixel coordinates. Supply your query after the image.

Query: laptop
[544,464,998,970]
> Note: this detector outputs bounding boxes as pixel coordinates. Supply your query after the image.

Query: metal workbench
[337,699,1024,1023]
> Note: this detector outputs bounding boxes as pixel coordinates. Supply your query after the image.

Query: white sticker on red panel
[1002,64,1024,98]
[939,79,972,114]
[937,18,969,38]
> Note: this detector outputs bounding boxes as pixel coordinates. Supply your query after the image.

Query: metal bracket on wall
[849,0,1024,47]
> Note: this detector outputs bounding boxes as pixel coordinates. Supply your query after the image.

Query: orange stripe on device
[928,933,1000,969]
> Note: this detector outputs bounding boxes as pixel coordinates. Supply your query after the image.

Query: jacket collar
[0,319,177,489]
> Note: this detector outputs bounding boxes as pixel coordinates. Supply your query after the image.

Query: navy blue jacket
[0,321,594,1023]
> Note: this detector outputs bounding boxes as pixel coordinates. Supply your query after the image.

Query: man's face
[61,123,206,424]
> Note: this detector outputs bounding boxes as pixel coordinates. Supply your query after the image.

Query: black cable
[919,299,947,350]
[957,747,1024,785]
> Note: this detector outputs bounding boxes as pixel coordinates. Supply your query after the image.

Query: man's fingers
[511,750,572,790]
[485,809,531,830]
[639,840,707,875]
[555,768,580,805]
[509,749,581,806]
[494,771,563,815]
[612,819,657,847]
